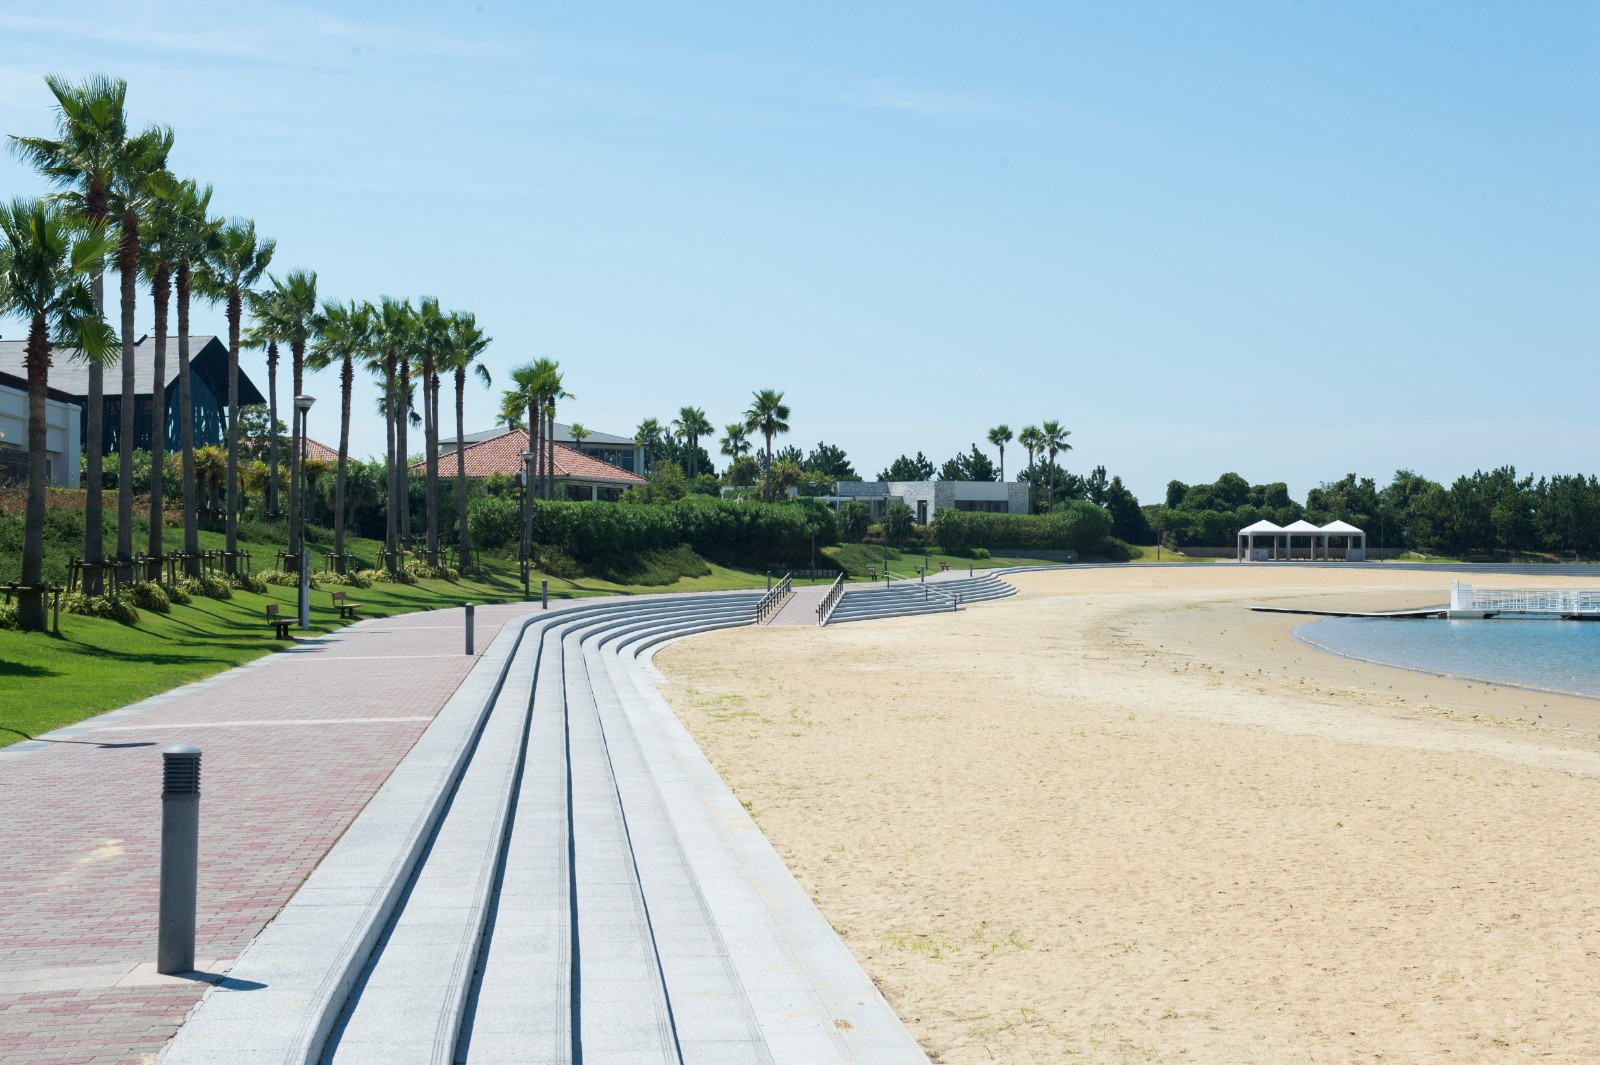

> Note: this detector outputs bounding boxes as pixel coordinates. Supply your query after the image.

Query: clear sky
[2,2,1595,502]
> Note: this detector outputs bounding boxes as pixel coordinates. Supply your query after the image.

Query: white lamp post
[294,394,316,628]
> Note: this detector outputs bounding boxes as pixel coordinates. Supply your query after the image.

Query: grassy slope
[824,543,1062,579]
[0,519,807,745]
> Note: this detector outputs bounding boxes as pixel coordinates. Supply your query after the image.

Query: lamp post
[520,450,535,599]
[294,394,315,629]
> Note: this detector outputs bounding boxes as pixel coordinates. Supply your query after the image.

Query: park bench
[939,562,950,572]
[331,591,363,620]
[265,603,292,640]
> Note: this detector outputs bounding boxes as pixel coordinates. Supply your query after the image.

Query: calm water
[1297,616,1600,697]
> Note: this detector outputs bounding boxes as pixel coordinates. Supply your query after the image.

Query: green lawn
[0,527,810,745]
[824,543,1065,580]
[1126,545,1217,563]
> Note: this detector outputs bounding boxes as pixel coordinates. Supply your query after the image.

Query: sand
[653,566,1600,1064]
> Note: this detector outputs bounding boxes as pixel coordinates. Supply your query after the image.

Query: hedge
[930,501,1113,553]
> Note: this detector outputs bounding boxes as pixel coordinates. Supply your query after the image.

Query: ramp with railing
[1449,580,1600,618]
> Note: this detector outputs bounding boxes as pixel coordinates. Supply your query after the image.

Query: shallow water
[1297,615,1600,697]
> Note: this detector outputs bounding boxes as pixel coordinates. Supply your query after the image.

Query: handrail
[755,572,794,623]
[816,571,847,626]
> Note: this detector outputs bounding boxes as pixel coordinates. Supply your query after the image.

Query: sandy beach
[654,566,1600,1064]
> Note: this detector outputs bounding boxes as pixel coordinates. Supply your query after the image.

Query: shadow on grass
[0,661,61,679]
[0,725,155,749]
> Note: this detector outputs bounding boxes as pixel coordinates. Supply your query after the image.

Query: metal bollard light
[541,579,549,610]
[464,603,475,656]
[766,570,772,591]
[157,745,201,974]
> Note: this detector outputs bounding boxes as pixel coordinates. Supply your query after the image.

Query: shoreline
[656,565,1600,1063]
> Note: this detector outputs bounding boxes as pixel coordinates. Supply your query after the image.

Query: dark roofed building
[0,335,264,457]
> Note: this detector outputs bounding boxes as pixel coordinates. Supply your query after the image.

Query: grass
[0,518,818,746]
[823,543,1063,580]
[1126,545,1217,563]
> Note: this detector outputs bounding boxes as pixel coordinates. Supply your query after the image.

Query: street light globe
[294,394,316,413]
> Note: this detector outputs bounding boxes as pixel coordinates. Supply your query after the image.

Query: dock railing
[816,572,846,626]
[755,572,793,623]
[1451,580,1600,615]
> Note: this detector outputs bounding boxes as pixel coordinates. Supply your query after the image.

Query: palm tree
[568,422,590,447]
[0,199,117,630]
[10,74,140,593]
[167,180,220,575]
[138,169,182,561]
[987,424,1012,482]
[414,297,450,565]
[1041,419,1071,512]
[254,269,315,556]
[369,297,411,565]
[309,299,371,570]
[672,406,712,479]
[446,312,491,569]
[769,458,804,500]
[242,288,283,519]
[108,126,172,571]
[195,219,274,573]
[742,389,791,502]
[634,417,663,474]
[540,363,570,502]
[719,423,749,470]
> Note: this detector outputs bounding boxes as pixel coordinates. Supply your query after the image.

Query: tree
[768,458,804,500]
[0,199,117,630]
[309,299,372,569]
[242,288,282,519]
[1040,419,1071,512]
[11,74,142,593]
[414,296,450,564]
[167,180,220,576]
[883,501,914,546]
[804,440,856,480]
[838,500,869,542]
[635,417,663,469]
[939,445,997,482]
[719,423,750,472]
[987,424,1012,481]
[138,168,182,556]
[672,406,713,479]
[196,218,274,573]
[250,270,314,554]
[108,124,172,569]
[446,312,491,570]
[743,388,791,502]
[879,452,935,481]
[370,296,412,566]
[1085,465,1109,506]
[568,422,590,447]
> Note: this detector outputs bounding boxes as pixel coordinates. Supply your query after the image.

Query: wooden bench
[266,603,293,640]
[939,562,950,572]
[332,591,363,620]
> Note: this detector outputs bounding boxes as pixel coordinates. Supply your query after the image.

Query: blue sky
[2,2,1595,501]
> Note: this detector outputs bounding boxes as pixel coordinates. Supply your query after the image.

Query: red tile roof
[300,437,340,464]
[417,428,644,483]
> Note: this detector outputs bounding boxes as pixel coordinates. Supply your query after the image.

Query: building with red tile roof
[417,428,644,501]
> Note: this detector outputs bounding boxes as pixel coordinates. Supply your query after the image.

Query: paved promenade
[0,602,541,1065]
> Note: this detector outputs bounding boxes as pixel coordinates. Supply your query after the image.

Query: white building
[0,375,82,488]
[826,479,1030,523]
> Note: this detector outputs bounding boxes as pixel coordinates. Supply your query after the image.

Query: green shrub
[931,502,1113,554]
[63,590,140,623]
[468,494,521,550]
[230,572,268,594]
[0,603,17,630]
[125,581,172,614]
[824,543,901,577]
[970,546,990,560]
[259,568,305,587]
[587,544,712,586]
[165,581,193,605]
[534,545,584,580]
[322,569,372,589]
[193,575,233,600]
[1097,537,1135,562]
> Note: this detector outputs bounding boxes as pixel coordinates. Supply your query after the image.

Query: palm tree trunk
[82,194,108,595]
[529,399,541,505]
[147,264,169,563]
[398,354,411,548]
[116,217,138,571]
[424,359,439,566]
[998,445,1005,483]
[266,340,279,519]
[19,314,51,631]
[289,338,305,558]
[454,366,471,571]
[224,291,241,573]
[177,266,199,576]
[765,433,774,502]
[1046,448,1056,512]
[383,350,398,570]
[335,354,351,571]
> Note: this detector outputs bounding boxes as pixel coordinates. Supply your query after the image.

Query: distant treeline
[1146,468,1600,557]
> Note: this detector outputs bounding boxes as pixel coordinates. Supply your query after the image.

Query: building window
[917,500,928,524]
[954,500,1007,513]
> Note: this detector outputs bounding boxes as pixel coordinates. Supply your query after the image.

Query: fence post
[157,745,201,975]
[464,603,475,656]
[541,579,549,611]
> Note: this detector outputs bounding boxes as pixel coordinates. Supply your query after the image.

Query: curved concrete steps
[163,592,928,1065]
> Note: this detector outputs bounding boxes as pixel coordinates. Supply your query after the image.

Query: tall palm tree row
[137,168,182,559]
[168,180,220,576]
[194,220,273,572]
[309,299,371,570]
[742,389,791,502]
[370,296,413,567]
[254,270,316,556]
[241,289,283,519]
[0,199,117,630]
[1041,419,1071,512]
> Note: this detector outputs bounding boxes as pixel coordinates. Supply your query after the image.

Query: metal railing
[816,572,847,626]
[755,572,794,623]
[1451,582,1600,615]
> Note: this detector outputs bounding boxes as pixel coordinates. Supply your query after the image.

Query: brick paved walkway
[0,603,548,1065]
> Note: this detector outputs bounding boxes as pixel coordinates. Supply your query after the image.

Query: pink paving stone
[0,603,548,1065]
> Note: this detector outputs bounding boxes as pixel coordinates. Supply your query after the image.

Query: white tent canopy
[1237,519,1366,562]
